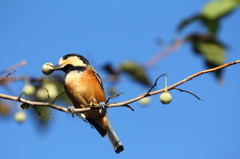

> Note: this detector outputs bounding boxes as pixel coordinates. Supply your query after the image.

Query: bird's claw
[99,102,107,115]
[68,106,75,117]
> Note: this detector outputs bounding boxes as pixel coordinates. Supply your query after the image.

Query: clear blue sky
[1,1,240,159]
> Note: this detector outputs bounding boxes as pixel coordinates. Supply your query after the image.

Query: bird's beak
[53,64,64,71]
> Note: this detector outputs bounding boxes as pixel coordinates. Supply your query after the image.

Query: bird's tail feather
[86,117,107,137]
[107,122,124,153]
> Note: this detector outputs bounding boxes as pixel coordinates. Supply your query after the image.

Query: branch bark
[0,60,239,114]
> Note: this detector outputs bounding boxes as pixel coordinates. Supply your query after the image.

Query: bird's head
[53,54,90,73]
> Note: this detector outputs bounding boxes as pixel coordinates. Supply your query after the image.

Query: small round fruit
[44,83,59,98]
[159,91,172,104]
[36,88,48,100]
[22,83,36,95]
[42,63,54,75]
[14,111,27,123]
[139,97,150,106]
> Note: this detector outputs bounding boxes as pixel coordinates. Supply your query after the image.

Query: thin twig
[51,91,66,104]
[143,38,183,68]
[0,60,26,74]
[18,92,27,102]
[0,70,17,81]
[146,74,166,95]
[44,88,51,100]
[106,92,124,104]
[173,87,205,101]
[0,60,239,114]
[32,106,53,119]
[119,104,134,111]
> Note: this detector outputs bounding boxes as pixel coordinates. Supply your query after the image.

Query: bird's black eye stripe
[62,64,87,73]
[63,53,90,65]
[68,66,86,73]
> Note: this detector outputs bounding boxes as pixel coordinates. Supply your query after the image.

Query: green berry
[36,88,48,100]
[44,83,58,98]
[160,91,172,104]
[14,111,27,123]
[139,97,151,106]
[36,83,58,100]
[42,63,54,75]
[22,83,36,95]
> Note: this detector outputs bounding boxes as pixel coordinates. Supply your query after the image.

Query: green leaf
[119,61,151,87]
[196,41,225,67]
[201,17,219,35]
[187,34,226,79]
[202,0,240,20]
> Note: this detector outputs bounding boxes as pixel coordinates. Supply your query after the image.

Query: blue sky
[1,1,240,159]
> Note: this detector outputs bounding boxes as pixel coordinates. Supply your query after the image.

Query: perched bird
[53,53,124,153]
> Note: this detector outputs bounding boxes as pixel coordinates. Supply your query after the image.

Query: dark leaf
[103,63,116,75]
[177,14,202,32]
[119,61,151,87]
[102,63,119,82]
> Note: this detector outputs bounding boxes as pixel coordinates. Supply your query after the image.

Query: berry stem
[164,73,168,92]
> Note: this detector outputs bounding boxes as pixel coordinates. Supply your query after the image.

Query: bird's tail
[86,115,124,153]
[107,122,124,153]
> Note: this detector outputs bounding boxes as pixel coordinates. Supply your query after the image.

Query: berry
[22,83,36,95]
[139,97,150,106]
[14,111,27,123]
[159,91,172,104]
[42,63,54,75]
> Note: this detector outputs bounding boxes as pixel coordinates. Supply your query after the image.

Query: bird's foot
[67,106,75,117]
[99,102,107,115]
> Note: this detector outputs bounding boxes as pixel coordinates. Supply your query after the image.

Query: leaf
[177,14,219,35]
[102,63,119,82]
[119,61,151,87]
[202,0,240,20]
[201,17,219,35]
[177,14,202,32]
[187,34,226,79]
[196,41,225,66]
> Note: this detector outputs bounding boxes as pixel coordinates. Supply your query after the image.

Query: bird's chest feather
[64,70,106,108]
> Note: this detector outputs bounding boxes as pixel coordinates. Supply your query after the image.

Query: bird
[52,53,124,153]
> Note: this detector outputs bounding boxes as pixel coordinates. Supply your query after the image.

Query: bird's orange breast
[64,67,106,108]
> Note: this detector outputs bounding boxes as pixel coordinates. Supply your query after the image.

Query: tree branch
[107,60,240,107]
[0,60,239,114]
